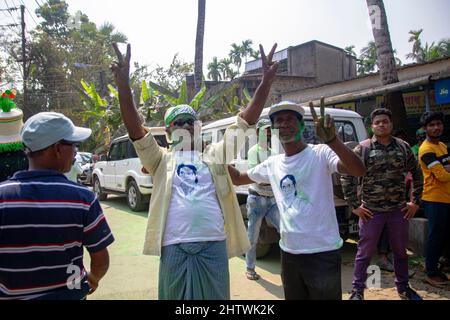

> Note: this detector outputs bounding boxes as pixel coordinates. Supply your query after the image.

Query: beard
[169,122,203,151]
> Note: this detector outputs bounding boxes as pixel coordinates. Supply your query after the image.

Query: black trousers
[281,249,342,300]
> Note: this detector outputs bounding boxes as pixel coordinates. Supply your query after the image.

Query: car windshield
[76,153,92,164]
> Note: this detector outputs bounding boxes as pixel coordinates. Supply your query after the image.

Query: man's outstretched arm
[111,43,146,140]
[228,165,255,186]
[239,44,279,125]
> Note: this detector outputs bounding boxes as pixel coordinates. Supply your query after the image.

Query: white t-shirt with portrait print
[162,151,226,247]
[247,144,344,254]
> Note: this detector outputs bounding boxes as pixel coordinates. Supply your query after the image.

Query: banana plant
[79,80,122,151]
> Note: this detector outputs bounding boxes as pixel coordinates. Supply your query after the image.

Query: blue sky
[3,0,450,72]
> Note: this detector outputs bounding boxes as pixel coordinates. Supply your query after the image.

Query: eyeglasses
[170,118,196,127]
[58,140,79,151]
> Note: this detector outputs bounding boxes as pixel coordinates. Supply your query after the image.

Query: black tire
[126,180,147,212]
[256,243,272,259]
[93,176,108,201]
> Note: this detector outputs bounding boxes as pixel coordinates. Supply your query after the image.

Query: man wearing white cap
[229,99,366,300]
[0,112,114,300]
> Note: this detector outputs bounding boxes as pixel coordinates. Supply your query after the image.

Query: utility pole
[20,5,28,116]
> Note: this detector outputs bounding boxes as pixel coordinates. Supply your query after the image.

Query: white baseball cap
[268,101,305,121]
[21,112,92,152]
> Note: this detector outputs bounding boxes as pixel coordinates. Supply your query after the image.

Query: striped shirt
[0,170,114,300]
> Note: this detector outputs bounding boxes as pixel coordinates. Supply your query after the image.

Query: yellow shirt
[418,140,450,204]
[133,115,252,258]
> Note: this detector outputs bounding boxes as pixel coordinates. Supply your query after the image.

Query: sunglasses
[58,140,79,151]
[170,118,196,127]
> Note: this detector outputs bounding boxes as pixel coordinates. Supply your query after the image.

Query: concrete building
[245,40,357,84]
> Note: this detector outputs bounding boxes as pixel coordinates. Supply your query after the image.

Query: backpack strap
[392,137,410,169]
[357,139,372,201]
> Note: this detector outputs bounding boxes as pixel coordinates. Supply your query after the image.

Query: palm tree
[240,39,254,64]
[229,43,243,74]
[219,58,234,80]
[345,45,357,57]
[437,38,450,57]
[406,29,424,63]
[194,0,206,92]
[366,0,408,132]
[358,41,378,75]
[207,57,222,81]
[250,49,261,60]
[98,22,128,44]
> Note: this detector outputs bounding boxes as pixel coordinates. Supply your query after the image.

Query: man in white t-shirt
[228,99,366,300]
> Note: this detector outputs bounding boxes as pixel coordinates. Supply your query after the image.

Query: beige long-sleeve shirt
[133,115,252,258]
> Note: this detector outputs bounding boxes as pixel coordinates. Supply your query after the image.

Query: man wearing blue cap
[0,112,114,300]
[245,118,280,281]
[111,43,279,300]
[228,99,366,300]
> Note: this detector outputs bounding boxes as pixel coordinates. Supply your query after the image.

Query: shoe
[349,289,364,300]
[377,259,394,272]
[425,274,448,287]
[246,269,260,281]
[398,287,422,300]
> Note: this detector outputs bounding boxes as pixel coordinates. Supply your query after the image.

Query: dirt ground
[88,196,450,300]
[341,239,450,300]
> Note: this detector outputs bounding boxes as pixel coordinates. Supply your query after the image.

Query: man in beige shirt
[111,42,278,300]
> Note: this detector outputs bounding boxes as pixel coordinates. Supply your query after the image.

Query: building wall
[288,43,316,78]
[315,43,349,85]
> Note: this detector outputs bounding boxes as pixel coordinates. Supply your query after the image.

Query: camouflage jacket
[341,136,423,212]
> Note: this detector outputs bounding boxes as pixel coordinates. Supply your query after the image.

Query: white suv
[92,128,168,211]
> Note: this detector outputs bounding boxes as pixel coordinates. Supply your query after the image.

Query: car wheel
[126,180,147,212]
[93,176,108,201]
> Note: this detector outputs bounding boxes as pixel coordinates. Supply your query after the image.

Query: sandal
[246,269,260,281]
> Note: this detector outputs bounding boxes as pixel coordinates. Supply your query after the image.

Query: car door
[104,142,120,189]
[114,140,129,191]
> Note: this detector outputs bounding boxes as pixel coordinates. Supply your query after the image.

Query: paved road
[87,196,449,300]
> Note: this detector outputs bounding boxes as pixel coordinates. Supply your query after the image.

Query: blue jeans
[424,201,450,277]
[245,194,280,270]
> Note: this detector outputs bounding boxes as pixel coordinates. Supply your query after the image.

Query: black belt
[249,189,273,198]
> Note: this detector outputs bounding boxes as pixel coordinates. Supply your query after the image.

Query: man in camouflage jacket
[342,108,423,301]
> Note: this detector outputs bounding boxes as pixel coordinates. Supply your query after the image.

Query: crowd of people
[0,42,448,300]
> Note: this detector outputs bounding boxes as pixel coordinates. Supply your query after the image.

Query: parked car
[76,152,94,186]
[202,106,367,258]
[92,128,168,211]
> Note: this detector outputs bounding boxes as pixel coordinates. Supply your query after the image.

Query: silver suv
[92,129,168,211]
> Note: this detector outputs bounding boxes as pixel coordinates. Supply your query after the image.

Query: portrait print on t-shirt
[279,174,312,216]
[176,164,199,196]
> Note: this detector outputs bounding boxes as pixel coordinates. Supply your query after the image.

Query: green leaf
[243,88,252,104]
[177,80,188,105]
[190,84,207,110]
[141,80,150,103]
[108,85,119,99]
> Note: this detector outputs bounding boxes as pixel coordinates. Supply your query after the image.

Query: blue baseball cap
[21,112,92,152]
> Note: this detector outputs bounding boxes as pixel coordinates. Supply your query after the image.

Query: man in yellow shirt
[418,111,450,287]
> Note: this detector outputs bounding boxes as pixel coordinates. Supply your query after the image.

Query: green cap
[256,118,271,130]
[164,105,197,127]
